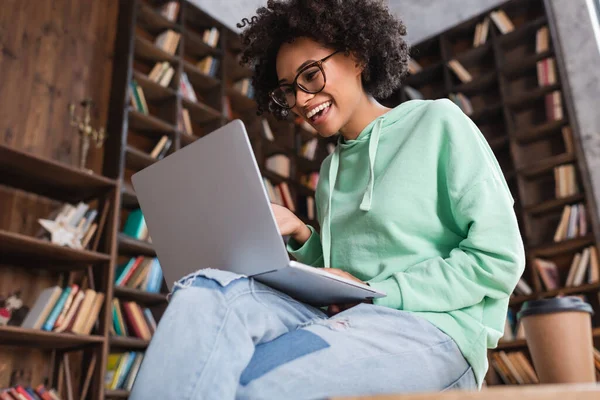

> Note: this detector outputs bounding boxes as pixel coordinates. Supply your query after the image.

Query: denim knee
[169,268,250,300]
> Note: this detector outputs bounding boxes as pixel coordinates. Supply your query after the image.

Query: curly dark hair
[237,0,410,119]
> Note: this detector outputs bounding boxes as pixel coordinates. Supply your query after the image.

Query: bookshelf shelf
[502,49,554,79]
[404,62,444,87]
[128,109,177,136]
[125,145,157,171]
[470,103,503,124]
[181,97,222,124]
[183,61,220,90]
[105,389,130,399]
[121,183,139,209]
[0,143,116,203]
[184,29,222,59]
[226,58,253,83]
[117,233,156,257]
[528,234,596,258]
[134,35,178,64]
[0,326,105,350]
[132,70,177,100]
[0,229,111,266]
[524,193,585,216]
[515,118,567,144]
[113,286,167,305]
[497,15,548,47]
[505,83,561,109]
[509,281,600,306]
[451,70,497,95]
[226,87,257,112]
[110,336,150,350]
[518,152,576,179]
[137,3,180,33]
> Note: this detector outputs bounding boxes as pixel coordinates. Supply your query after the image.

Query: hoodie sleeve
[370,99,525,311]
[286,225,325,267]
[370,176,525,311]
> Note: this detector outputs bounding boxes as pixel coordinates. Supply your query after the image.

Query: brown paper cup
[518,297,595,383]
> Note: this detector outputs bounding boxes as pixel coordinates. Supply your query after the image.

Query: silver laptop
[131,119,385,306]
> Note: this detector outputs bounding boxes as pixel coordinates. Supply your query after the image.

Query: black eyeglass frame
[270,50,340,109]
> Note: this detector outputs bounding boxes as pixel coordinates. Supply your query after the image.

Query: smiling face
[275,37,365,137]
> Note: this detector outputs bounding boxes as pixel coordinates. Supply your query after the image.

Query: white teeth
[307,101,331,118]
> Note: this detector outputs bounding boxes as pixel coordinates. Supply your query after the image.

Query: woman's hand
[326,269,373,316]
[271,203,311,244]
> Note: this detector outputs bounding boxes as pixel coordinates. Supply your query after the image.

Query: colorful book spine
[42,287,71,331]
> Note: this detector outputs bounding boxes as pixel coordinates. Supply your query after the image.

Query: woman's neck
[339,96,391,141]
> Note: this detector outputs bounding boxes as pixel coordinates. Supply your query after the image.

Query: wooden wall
[0,0,118,390]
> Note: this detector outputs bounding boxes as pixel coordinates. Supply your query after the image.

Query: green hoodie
[287,99,525,387]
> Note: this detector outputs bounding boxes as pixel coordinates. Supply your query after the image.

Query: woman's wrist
[292,222,311,245]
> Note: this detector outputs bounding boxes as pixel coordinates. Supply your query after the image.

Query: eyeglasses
[270,51,340,109]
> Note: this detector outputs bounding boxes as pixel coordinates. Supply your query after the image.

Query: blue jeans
[130,269,476,399]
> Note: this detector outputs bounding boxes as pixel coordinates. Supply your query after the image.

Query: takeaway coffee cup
[517,296,595,383]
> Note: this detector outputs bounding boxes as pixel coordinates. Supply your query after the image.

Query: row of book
[111,298,156,340]
[180,71,199,103]
[115,256,163,293]
[263,178,295,212]
[200,27,220,48]
[545,90,563,122]
[490,351,538,385]
[0,385,62,400]
[147,61,176,87]
[122,208,151,244]
[148,135,173,161]
[197,55,220,78]
[553,203,587,242]
[234,78,255,99]
[472,17,490,47]
[536,58,556,87]
[21,285,104,335]
[157,1,179,22]
[105,352,145,392]
[129,80,149,114]
[266,154,290,178]
[535,245,599,291]
[449,92,473,116]
[554,163,578,198]
[38,202,100,250]
[154,29,180,56]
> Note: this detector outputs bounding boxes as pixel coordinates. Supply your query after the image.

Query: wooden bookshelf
[396,0,600,386]
[0,326,105,350]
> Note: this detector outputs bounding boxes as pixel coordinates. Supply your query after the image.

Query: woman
[131,0,525,398]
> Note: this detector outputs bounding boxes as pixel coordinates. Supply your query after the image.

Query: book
[20,286,62,330]
[155,29,180,55]
[447,60,472,83]
[159,1,180,22]
[536,26,550,53]
[150,135,170,159]
[553,204,572,242]
[534,258,560,290]
[182,109,193,136]
[123,353,145,391]
[42,287,72,331]
[79,292,105,335]
[53,290,85,333]
[572,247,591,287]
[266,154,291,178]
[489,10,514,34]
[589,246,600,283]
[122,209,148,240]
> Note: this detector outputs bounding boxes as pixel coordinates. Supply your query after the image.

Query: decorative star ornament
[38,217,84,249]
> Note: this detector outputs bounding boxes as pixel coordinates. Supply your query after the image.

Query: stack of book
[554,203,587,242]
[554,164,578,198]
[233,78,255,99]
[473,17,490,47]
[158,1,180,22]
[534,246,599,291]
[149,135,173,160]
[179,72,198,102]
[490,351,538,385]
[196,56,220,78]
[20,284,104,335]
[122,209,150,243]
[179,109,194,136]
[300,172,320,191]
[448,60,472,83]
[201,27,220,48]
[266,154,290,178]
[0,384,62,400]
[105,352,145,392]
[38,202,100,249]
[111,299,157,341]
[545,90,563,121]
[154,29,180,55]
[147,61,175,87]
[489,10,514,34]
[300,138,318,161]
[115,256,163,293]
[263,178,295,212]
[449,92,473,115]
[129,80,149,114]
